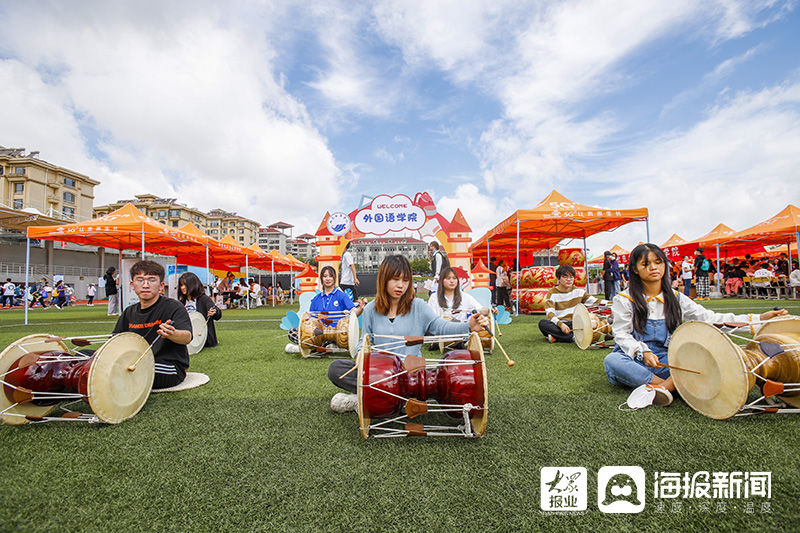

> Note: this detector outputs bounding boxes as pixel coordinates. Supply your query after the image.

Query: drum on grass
[668,318,800,419]
[0,333,154,425]
[297,309,359,358]
[357,332,488,439]
[572,304,613,350]
[187,311,208,355]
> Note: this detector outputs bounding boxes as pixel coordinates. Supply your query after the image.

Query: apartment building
[1,146,98,222]
[94,194,206,228]
[205,208,260,246]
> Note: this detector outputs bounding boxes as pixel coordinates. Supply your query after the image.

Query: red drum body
[357,333,488,438]
[558,248,585,267]
[530,267,557,289]
[361,349,484,420]
[5,353,92,406]
[573,268,587,287]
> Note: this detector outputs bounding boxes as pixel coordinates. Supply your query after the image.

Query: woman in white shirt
[428,267,483,322]
[603,244,785,407]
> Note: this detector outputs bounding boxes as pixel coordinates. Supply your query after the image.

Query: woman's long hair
[374,255,414,316]
[628,244,681,334]
[178,272,205,303]
[437,267,462,311]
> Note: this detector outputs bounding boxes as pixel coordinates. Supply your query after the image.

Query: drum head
[187,311,208,355]
[751,318,800,408]
[755,316,800,338]
[0,335,66,425]
[348,309,359,358]
[298,312,313,358]
[669,321,749,420]
[87,333,154,424]
[356,334,371,439]
[572,304,594,350]
[467,332,488,436]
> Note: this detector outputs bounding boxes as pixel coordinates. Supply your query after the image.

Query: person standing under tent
[104,267,119,315]
[339,241,360,299]
[488,256,498,305]
[2,278,15,308]
[680,255,693,298]
[495,260,511,308]
[87,283,97,306]
[693,248,711,301]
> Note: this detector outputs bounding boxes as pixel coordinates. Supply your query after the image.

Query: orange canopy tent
[470,190,648,266]
[588,244,631,265]
[723,204,800,266]
[671,223,765,262]
[28,203,210,257]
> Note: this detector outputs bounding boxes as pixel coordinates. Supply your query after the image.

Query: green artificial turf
[1,299,799,532]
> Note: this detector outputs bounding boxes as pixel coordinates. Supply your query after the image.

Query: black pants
[340,284,358,299]
[496,287,510,308]
[538,319,574,343]
[328,360,357,393]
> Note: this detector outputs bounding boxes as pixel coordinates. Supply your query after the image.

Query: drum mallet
[127,320,170,372]
[473,310,514,367]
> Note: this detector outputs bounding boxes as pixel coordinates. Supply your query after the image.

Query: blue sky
[1,1,799,257]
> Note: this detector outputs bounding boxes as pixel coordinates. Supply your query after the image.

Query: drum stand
[0,335,112,424]
[358,333,488,438]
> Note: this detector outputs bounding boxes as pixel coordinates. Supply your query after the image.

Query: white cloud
[587,81,800,255]
[0,1,342,228]
[435,183,515,239]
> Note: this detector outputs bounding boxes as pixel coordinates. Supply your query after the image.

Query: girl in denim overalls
[603,244,785,406]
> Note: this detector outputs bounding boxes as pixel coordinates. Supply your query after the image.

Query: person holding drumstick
[603,244,787,407]
[178,272,222,348]
[310,266,367,327]
[328,255,489,413]
[114,260,193,389]
[428,267,484,322]
[538,264,609,343]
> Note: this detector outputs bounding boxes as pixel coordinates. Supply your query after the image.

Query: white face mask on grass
[619,384,655,410]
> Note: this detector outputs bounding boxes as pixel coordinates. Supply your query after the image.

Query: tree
[410,257,431,274]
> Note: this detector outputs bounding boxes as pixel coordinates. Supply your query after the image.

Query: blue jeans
[683,279,691,297]
[604,318,671,388]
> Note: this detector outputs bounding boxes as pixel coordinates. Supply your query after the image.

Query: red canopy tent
[588,244,631,265]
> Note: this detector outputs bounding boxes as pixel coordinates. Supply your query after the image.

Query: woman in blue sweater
[328,255,489,412]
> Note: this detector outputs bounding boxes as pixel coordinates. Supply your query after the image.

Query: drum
[572,304,613,350]
[0,333,154,425]
[668,318,800,419]
[558,248,586,267]
[297,309,359,358]
[438,311,495,354]
[187,311,208,355]
[357,332,487,439]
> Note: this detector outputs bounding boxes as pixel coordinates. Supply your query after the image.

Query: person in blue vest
[309,266,366,326]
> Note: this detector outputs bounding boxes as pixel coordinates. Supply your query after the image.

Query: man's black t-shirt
[113,296,192,372]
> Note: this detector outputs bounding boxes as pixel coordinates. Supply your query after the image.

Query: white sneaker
[284,343,300,354]
[330,392,358,413]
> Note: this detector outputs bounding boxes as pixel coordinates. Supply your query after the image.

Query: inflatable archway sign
[315,192,474,289]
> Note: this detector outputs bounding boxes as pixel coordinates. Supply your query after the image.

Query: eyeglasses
[133,276,160,286]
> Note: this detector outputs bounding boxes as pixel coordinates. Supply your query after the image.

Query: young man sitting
[114,260,193,389]
[538,265,609,343]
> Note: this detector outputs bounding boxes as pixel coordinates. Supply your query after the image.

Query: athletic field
[1,299,799,532]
